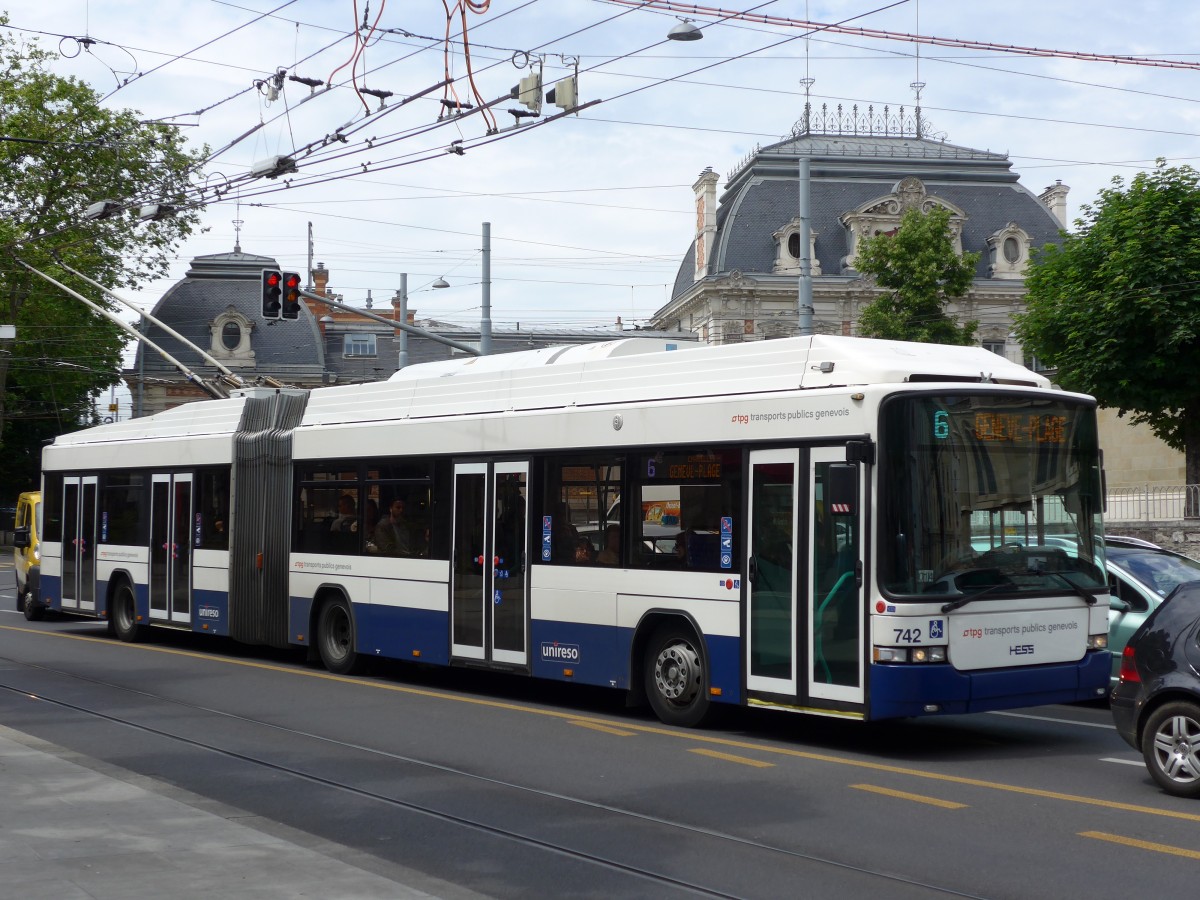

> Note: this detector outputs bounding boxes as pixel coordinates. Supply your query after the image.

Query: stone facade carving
[839,176,965,272]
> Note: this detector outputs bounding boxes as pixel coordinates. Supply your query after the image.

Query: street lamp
[432,277,449,289]
[667,19,703,41]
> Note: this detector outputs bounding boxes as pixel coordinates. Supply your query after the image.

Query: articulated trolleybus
[36,335,1110,726]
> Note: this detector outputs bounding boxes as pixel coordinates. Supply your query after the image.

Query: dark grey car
[1111,582,1200,798]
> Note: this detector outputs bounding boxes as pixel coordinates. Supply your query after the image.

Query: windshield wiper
[1044,571,1099,605]
[941,581,1011,613]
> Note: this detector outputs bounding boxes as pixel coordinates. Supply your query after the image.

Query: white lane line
[987,710,1115,729]
[1100,758,1145,767]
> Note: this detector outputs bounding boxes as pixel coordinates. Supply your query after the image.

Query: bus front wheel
[644,623,711,728]
[21,585,44,621]
[317,598,360,675]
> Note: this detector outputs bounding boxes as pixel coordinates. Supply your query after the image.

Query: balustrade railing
[1105,485,1200,521]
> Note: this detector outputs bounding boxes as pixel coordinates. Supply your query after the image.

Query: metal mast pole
[797,156,815,335]
[481,222,493,355]
[397,273,409,370]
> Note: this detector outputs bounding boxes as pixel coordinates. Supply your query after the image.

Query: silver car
[1105,536,1200,685]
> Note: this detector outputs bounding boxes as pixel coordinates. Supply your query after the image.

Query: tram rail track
[0,651,989,899]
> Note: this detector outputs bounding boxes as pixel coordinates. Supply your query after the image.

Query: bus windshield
[878,392,1106,600]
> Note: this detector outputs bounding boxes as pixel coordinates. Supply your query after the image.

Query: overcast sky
[6,0,1200,333]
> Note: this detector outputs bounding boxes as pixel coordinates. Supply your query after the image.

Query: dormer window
[772,217,821,275]
[209,305,256,366]
[839,177,966,273]
[987,223,1031,279]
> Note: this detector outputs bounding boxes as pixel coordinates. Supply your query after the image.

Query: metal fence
[1106,485,1200,522]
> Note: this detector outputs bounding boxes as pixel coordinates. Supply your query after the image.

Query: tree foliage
[855,206,979,346]
[1016,161,1200,483]
[0,22,205,497]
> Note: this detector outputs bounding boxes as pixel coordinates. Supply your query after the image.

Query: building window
[209,306,256,366]
[982,341,1005,357]
[221,322,241,350]
[987,224,1031,279]
[1024,354,1051,373]
[344,334,377,357]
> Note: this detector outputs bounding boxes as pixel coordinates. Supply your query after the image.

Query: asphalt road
[1,574,1197,899]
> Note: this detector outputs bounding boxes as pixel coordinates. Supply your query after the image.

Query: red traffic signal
[260,269,282,319]
[281,272,302,319]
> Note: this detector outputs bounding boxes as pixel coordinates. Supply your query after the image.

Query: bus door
[60,476,98,613]
[808,447,865,704]
[149,473,193,625]
[450,461,530,667]
[746,450,801,696]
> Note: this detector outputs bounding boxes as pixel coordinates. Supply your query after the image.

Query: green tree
[0,22,205,496]
[1016,161,1200,485]
[855,205,979,345]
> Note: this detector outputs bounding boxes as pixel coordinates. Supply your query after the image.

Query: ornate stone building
[650,104,1069,363]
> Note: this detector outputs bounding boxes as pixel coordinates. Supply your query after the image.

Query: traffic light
[545,75,577,111]
[281,272,302,319]
[260,269,282,319]
[510,69,542,114]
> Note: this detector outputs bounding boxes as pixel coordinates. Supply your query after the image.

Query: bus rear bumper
[868,650,1110,719]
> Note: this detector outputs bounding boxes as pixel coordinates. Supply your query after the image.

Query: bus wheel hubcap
[655,641,699,704]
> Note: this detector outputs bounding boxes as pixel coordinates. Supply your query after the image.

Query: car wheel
[21,586,44,621]
[112,583,143,643]
[317,598,360,675]
[1141,700,1200,798]
[644,623,711,728]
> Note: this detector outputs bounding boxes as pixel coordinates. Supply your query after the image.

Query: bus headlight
[911,646,947,663]
[1087,633,1108,650]
[873,646,946,663]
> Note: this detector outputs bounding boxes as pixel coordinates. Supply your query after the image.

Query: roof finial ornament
[911,0,924,138]
[800,77,815,136]
[910,80,925,139]
[232,194,243,254]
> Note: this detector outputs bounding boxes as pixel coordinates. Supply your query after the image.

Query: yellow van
[13,490,42,620]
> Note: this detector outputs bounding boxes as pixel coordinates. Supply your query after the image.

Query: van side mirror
[14,526,30,550]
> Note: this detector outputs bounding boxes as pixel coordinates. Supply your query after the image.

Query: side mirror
[1108,593,1131,613]
[14,527,29,550]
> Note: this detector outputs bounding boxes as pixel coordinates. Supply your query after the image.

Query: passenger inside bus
[596,524,621,565]
[371,498,412,555]
[329,495,357,533]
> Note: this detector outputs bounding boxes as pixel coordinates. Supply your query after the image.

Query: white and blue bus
[34,335,1110,726]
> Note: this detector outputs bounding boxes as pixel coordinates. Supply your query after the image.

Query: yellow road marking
[6,623,1200,824]
[570,720,636,737]
[1081,831,1200,860]
[689,748,774,768]
[852,784,967,809]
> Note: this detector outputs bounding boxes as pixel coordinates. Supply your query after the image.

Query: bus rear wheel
[112,583,142,642]
[317,598,360,675]
[644,623,711,728]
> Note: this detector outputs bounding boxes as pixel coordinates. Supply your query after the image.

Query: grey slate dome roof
[136,250,324,377]
[671,133,1063,300]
